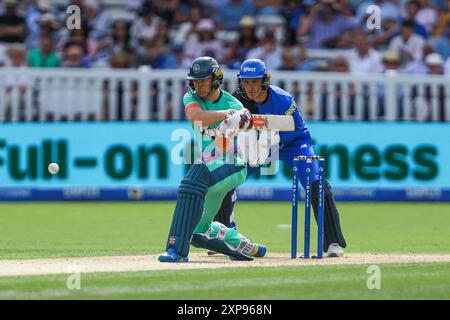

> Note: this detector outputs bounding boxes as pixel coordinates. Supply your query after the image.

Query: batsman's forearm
[188,109,227,127]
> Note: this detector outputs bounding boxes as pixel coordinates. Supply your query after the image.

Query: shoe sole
[327,253,343,258]
[158,256,189,263]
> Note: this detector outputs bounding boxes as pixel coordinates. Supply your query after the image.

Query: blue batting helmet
[238,59,268,79]
[237,59,271,99]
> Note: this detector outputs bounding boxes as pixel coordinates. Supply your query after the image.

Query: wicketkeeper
[213,59,347,257]
[159,56,266,262]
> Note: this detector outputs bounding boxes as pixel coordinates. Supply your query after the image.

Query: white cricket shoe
[327,243,344,258]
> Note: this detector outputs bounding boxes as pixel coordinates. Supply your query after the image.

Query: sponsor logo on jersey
[285,101,298,115]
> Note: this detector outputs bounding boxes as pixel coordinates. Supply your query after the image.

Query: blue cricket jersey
[253,85,311,147]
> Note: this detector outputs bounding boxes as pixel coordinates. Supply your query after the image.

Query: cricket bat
[251,114,295,131]
[200,114,295,137]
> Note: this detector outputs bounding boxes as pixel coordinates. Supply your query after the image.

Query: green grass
[1,263,449,299]
[0,202,449,299]
[0,202,449,259]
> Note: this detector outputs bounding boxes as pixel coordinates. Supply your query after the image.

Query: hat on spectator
[196,19,215,32]
[382,51,400,63]
[38,13,59,30]
[425,53,444,66]
[239,16,256,28]
[37,0,52,11]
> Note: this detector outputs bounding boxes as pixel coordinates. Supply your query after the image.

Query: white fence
[0,67,449,122]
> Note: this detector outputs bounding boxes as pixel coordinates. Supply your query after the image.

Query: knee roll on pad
[165,164,212,257]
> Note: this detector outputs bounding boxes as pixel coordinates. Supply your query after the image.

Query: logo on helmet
[193,64,201,74]
[243,67,256,72]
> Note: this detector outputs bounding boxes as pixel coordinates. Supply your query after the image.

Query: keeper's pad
[165,164,211,257]
[311,179,347,249]
[191,234,254,261]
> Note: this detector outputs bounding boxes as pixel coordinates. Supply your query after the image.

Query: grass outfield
[0,202,449,259]
[1,263,450,300]
[0,202,449,299]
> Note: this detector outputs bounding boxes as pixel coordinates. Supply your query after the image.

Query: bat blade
[252,114,295,131]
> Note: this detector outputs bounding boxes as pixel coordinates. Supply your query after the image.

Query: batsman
[213,59,347,257]
[159,56,266,262]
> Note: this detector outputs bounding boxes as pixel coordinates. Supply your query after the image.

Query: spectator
[130,4,161,48]
[109,51,132,68]
[3,43,29,121]
[91,19,131,67]
[184,19,225,62]
[281,0,308,33]
[348,33,383,74]
[152,0,178,25]
[389,20,426,64]
[381,51,402,74]
[216,0,255,30]
[160,43,191,69]
[356,0,401,26]
[432,21,450,60]
[25,0,53,50]
[150,20,173,68]
[329,55,350,72]
[62,43,90,68]
[425,52,444,74]
[296,42,318,71]
[415,0,438,34]
[0,0,26,44]
[422,53,446,121]
[280,47,298,70]
[173,6,203,45]
[83,0,108,41]
[246,30,282,69]
[371,17,399,50]
[378,51,403,119]
[298,0,356,49]
[5,42,27,67]
[5,42,28,85]
[326,55,357,120]
[58,19,97,60]
[225,16,258,67]
[27,34,61,67]
[37,13,60,47]
[433,0,450,37]
[404,0,428,39]
[134,39,165,68]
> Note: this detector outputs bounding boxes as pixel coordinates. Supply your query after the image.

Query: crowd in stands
[0,0,449,76]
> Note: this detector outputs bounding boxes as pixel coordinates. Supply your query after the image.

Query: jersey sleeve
[183,92,202,114]
[229,98,243,111]
[281,96,298,116]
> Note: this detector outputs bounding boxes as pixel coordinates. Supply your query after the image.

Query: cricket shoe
[158,247,188,263]
[326,243,344,258]
[207,250,219,256]
[249,243,267,258]
[228,243,266,261]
